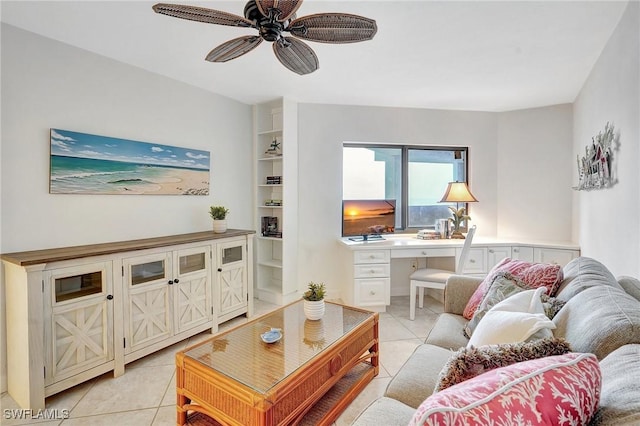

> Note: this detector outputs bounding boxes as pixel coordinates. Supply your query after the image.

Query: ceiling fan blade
[273,37,318,75]
[206,36,263,62]
[152,3,253,28]
[256,0,303,22]
[288,13,377,43]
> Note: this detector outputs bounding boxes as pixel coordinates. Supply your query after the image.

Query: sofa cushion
[463,258,563,319]
[553,285,640,360]
[465,272,565,338]
[593,344,640,425]
[425,313,469,350]
[465,272,529,337]
[434,337,571,392]
[618,275,640,302]
[467,287,556,347]
[409,353,601,426]
[556,256,622,301]
[351,397,416,426]
[384,344,453,408]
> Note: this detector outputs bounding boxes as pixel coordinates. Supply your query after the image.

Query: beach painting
[50,129,210,195]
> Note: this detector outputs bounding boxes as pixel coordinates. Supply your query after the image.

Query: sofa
[353,256,640,425]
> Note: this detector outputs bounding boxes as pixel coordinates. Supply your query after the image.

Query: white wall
[573,1,640,277]
[296,103,575,298]
[0,24,253,393]
[497,104,574,241]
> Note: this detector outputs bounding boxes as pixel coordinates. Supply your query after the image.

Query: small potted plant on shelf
[209,205,229,234]
[302,282,326,320]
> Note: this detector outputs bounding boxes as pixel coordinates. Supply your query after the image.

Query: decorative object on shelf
[209,205,229,233]
[264,137,282,157]
[260,328,282,344]
[266,175,282,184]
[50,128,210,195]
[152,1,377,75]
[574,122,617,191]
[264,199,282,206]
[303,282,326,320]
[261,216,281,237]
[439,181,478,239]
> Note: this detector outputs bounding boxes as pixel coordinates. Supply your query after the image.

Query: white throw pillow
[468,287,555,347]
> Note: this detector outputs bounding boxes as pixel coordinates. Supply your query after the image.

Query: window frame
[343,143,472,233]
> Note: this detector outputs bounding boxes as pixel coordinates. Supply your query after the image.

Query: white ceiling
[1,1,629,112]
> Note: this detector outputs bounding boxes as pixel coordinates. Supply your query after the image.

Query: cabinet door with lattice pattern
[43,261,114,386]
[174,245,212,333]
[123,252,173,354]
[216,239,248,318]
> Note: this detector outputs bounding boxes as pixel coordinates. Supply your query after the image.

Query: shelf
[258,129,283,136]
[259,205,283,209]
[258,259,283,269]
[258,236,283,242]
[258,156,283,161]
[259,184,283,187]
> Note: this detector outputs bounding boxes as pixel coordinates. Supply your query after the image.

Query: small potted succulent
[209,205,229,233]
[302,282,326,320]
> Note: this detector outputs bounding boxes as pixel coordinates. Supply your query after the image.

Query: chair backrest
[455,225,477,274]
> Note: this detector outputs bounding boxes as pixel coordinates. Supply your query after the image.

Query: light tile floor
[1,295,443,425]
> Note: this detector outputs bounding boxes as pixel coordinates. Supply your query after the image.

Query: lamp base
[450,231,466,239]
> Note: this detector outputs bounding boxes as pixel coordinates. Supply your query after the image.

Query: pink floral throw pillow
[463,258,564,319]
[410,353,601,426]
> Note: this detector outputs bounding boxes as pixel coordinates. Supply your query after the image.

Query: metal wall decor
[574,122,617,191]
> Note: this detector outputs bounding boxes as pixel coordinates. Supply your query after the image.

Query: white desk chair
[409,225,476,320]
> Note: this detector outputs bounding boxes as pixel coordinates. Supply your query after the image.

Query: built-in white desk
[338,235,580,312]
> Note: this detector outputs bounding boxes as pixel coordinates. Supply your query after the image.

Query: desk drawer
[355,278,389,306]
[354,250,390,264]
[460,247,487,274]
[354,264,390,278]
[391,248,456,259]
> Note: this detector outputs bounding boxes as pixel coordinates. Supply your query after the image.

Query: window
[343,144,469,231]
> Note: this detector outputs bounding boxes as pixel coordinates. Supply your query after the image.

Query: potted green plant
[302,282,326,320]
[209,205,229,233]
[448,206,471,239]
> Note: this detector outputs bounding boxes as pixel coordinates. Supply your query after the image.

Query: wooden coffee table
[175,300,379,425]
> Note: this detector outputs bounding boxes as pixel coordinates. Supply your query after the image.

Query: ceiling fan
[152,1,377,75]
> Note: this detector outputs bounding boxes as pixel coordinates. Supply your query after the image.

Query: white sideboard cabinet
[2,230,254,410]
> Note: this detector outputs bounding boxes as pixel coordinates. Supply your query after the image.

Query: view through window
[343,144,469,230]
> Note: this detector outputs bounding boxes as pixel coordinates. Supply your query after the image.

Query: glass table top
[183,301,374,394]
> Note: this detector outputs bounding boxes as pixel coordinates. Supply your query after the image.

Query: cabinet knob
[514,248,519,253]
[217,268,222,272]
[174,278,180,284]
[106,294,114,300]
[469,259,476,263]
[421,251,427,255]
[370,269,376,274]
[168,280,174,285]
[489,249,494,253]
[369,255,375,259]
[370,291,376,295]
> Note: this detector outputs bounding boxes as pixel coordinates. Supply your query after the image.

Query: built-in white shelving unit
[253,98,299,305]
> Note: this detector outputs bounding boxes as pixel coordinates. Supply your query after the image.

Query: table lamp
[439,181,478,239]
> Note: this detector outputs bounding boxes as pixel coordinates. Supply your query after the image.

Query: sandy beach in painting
[152,168,209,195]
[50,155,209,195]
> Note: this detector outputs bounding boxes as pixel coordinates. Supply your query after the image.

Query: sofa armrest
[444,275,483,315]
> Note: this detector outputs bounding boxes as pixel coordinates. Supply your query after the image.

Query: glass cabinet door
[131,260,166,285]
[222,245,243,265]
[55,271,103,302]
